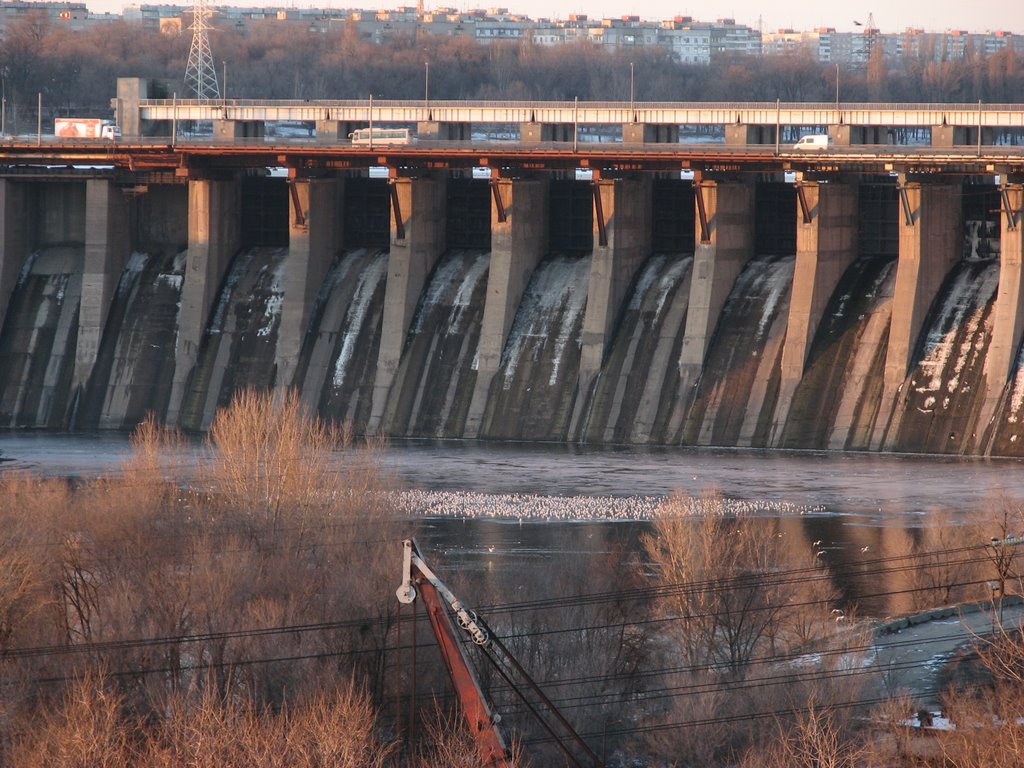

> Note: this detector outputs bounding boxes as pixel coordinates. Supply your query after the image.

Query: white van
[793,134,832,150]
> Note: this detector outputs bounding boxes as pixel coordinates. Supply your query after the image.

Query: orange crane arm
[397,539,512,768]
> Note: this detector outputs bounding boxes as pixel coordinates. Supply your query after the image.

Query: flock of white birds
[392,489,826,521]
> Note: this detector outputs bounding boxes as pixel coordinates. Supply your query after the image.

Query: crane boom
[397,539,512,768]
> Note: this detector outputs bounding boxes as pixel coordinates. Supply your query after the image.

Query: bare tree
[641,492,837,671]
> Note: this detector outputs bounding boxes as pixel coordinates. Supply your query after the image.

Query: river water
[3,434,1023,613]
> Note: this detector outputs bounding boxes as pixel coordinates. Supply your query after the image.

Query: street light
[835,62,840,108]
[424,61,429,103]
[629,61,635,113]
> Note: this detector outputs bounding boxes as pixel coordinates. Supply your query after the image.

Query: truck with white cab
[54,118,121,141]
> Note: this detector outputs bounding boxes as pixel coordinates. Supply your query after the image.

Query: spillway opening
[652,178,695,253]
[343,176,390,249]
[29,181,86,247]
[131,183,188,251]
[549,179,593,254]
[755,181,796,256]
[240,176,288,247]
[446,177,490,250]
[858,180,899,259]
[962,182,1000,261]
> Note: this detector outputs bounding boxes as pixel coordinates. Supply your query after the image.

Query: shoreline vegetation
[2,390,1024,766]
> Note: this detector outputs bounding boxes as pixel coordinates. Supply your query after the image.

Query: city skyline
[75,0,1021,35]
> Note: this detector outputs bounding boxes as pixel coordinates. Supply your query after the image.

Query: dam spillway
[0,170,1023,457]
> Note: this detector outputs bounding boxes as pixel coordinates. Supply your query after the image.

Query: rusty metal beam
[796,183,813,224]
[694,182,710,243]
[287,180,306,226]
[1002,187,1019,232]
[490,179,507,223]
[898,185,915,227]
[592,182,607,247]
[389,180,405,240]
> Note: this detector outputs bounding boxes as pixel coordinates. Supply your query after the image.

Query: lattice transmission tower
[184,0,220,99]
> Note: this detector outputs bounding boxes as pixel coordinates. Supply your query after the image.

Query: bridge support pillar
[166,177,242,426]
[667,180,755,435]
[932,125,972,147]
[276,177,342,392]
[725,124,776,145]
[979,185,1024,441]
[570,176,652,435]
[74,179,131,391]
[465,178,549,438]
[520,123,574,143]
[213,120,265,140]
[368,175,447,432]
[416,121,472,140]
[874,181,962,447]
[828,125,852,147]
[316,120,366,142]
[771,181,858,443]
[0,180,27,332]
[622,124,679,143]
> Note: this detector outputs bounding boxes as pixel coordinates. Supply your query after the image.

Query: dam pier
[1,85,1024,455]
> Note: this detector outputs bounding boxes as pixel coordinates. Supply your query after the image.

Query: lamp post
[424,61,429,104]
[835,62,840,108]
[629,61,634,113]
[222,61,227,100]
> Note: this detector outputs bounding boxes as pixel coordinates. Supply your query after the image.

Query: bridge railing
[139,98,1024,111]
[134,99,1024,129]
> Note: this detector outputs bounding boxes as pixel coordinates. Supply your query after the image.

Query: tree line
[1,10,1023,129]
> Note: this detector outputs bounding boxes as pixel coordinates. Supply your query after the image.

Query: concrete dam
[0,170,1022,456]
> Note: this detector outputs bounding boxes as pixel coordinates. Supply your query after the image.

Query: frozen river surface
[2,433,1024,524]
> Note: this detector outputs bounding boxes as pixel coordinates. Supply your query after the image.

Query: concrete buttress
[667,180,754,436]
[873,181,961,448]
[464,178,548,438]
[979,185,1024,445]
[771,181,858,444]
[276,177,342,392]
[367,175,446,432]
[570,176,652,437]
[166,177,242,426]
[74,179,131,391]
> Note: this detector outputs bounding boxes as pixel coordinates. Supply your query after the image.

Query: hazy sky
[91,0,1021,34]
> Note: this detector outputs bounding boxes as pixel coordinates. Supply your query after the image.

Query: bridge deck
[0,137,1021,177]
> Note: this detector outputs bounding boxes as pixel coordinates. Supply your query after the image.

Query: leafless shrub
[203,388,349,525]
[8,669,138,768]
[642,491,838,671]
[739,691,869,768]
[150,680,395,768]
[934,683,1024,768]
[410,703,528,768]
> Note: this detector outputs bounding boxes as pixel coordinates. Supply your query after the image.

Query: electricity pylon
[184,0,220,99]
